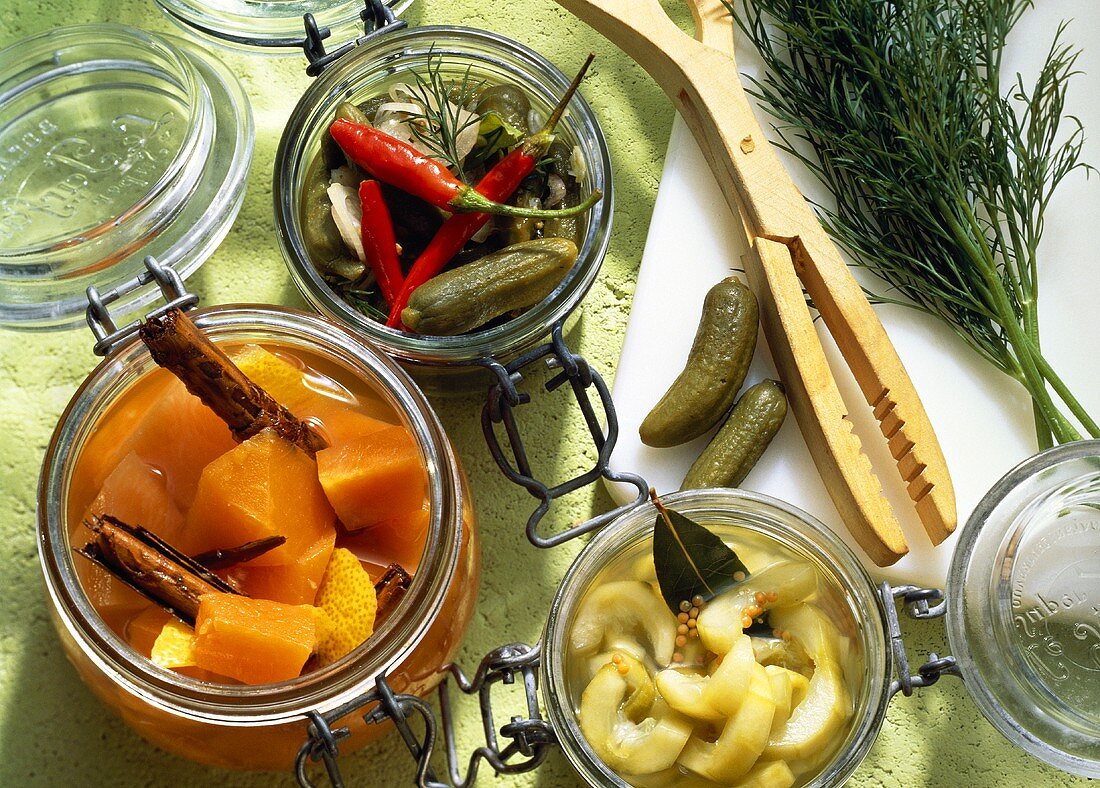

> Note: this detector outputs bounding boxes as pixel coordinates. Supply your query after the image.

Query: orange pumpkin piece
[316,426,427,531]
[221,530,336,605]
[77,452,187,616]
[125,606,178,659]
[340,502,430,573]
[192,592,317,685]
[306,403,392,448]
[184,429,336,566]
[88,451,185,542]
[124,376,237,509]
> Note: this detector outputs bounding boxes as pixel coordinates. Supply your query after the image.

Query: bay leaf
[652,503,749,614]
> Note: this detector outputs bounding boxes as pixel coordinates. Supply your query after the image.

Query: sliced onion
[326,182,365,262]
[329,166,358,188]
[569,145,588,182]
[545,173,567,207]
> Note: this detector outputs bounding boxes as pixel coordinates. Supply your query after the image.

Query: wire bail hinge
[880,582,961,698]
[295,642,554,788]
[302,0,407,77]
[85,255,199,357]
[480,320,649,548]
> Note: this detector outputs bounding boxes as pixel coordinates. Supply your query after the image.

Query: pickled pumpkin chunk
[185,429,336,566]
[192,593,317,685]
[222,531,336,605]
[77,452,187,616]
[316,426,426,531]
[88,452,184,542]
[125,378,237,509]
[339,501,430,572]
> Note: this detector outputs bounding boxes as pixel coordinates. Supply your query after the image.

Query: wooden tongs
[558,0,956,565]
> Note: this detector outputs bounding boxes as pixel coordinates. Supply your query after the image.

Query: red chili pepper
[385,54,596,329]
[357,180,403,305]
[330,119,599,220]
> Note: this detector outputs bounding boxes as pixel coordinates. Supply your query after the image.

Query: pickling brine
[68,339,429,685]
[564,525,862,787]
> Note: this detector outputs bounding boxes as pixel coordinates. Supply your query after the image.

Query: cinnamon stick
[373,563,413,626]
[193,536,287,570]
[138,309,327,455]
[76,514,239,623]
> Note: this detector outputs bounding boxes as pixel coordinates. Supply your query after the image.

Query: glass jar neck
[38,305,465,722]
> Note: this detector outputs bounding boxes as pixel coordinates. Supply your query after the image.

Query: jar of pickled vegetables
[274,24,613,387]
[524,470,1099,787]
[37,298,479,771]
[541,488,888,787]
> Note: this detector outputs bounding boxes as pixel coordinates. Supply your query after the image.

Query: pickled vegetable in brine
[68,340,429,685]
[564,525,862,787]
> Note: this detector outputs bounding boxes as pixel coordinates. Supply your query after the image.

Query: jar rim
[0,24,253,331]
[37,304,466,722]
[540,487,892,787]
[273,24,614,367]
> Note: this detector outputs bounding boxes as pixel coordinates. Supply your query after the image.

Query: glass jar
[154,0,412,52]
[37,304,479,771]
[541,488,891,787]
[274,25,614,386]
[0,24,252,330]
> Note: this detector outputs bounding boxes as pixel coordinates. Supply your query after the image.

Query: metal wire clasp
[480,320,649,548]
[302,0,407,77]
[880,582,961,698]
[295,642,552,788]
[85,255,198,357]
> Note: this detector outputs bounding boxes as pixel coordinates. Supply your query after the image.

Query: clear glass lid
[154,0,412,52]
[947,440,1100,777]
[0,24,253,330]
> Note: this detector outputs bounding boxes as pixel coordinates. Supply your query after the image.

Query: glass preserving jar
[274,24,614,386]
[0,24,252,330]
[541,488,890,788]
[37,302,480,771]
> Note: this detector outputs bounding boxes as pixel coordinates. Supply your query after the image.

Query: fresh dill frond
[342,288,388,322]
[405,51,485,175]
[733,0,1097,446]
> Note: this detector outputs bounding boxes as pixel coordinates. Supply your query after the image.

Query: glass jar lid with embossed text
[946,440,1100,777]
[0,24,253,330]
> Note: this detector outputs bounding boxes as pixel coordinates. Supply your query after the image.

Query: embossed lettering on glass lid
[948,441,1100,778]
[0,24,252,330]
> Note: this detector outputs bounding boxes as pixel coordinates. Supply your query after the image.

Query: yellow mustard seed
[676,635,688,648]
[678,612,690,624]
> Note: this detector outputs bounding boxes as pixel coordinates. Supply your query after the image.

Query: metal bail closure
[295,642,554,788]
[85,256,199,357]
[480,320,649,548]
[880,582,961,698]
[302,0,407,77]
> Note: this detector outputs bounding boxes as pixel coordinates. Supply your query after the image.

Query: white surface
[607,3,1100,587]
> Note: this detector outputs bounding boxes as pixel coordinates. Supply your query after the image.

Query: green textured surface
[0,2,1090,787]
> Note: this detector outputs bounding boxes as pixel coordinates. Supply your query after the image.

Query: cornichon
[639,277,759,447]
[681,379,787,490]
[401,237,577,335]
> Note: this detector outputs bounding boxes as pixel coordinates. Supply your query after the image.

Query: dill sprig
[405,52,484,175]
[732,0,1097,447]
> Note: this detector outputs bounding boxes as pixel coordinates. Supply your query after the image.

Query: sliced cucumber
[697,562,818,655]
[570,580,678,666]
[733,759,796,788]
[680,662,776,783]
[579,663,693,775]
